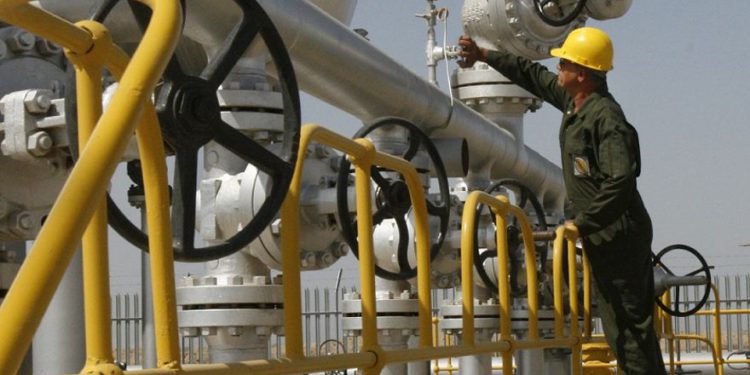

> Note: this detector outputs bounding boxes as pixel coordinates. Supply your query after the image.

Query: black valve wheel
[533,0,587,27]
[473,179,548,295]
[69,0,300,262]
[653,244,712,317]
[336,117,450,280]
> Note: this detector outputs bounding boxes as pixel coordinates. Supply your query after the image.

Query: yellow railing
[0,0,181,374]
[460,191,584,375]
[0,2,681,375]
[660,284,725,375]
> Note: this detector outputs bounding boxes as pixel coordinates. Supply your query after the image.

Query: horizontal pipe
[257,0,565,212]
[125,352,377,375]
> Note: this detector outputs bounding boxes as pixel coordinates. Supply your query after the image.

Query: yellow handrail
[0,0,182,373]
[552,225,584,375]
[280,124,433,373]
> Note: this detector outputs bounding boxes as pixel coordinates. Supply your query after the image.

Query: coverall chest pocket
[566,139,597,179]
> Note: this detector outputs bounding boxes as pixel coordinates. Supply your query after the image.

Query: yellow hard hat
[550,27,613,72]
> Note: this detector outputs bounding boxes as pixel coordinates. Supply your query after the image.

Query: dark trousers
[584,235,667,375]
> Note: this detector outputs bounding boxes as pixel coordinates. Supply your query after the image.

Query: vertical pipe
[335,270,343,353]
[32,249,85,375]
[567,238,580,375]
[459,192,478,346]
[352,141,380,375]
[0,3,180,372]
[73,49,115,367]
[582,250,591,338]
[140,210,156,368]
[494,206,512,375]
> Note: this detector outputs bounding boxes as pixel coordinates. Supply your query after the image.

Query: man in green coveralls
[458,27,666,374]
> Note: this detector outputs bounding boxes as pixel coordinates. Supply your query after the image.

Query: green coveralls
[484,51,666,375]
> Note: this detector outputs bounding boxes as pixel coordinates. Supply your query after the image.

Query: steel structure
[0,1,719,375]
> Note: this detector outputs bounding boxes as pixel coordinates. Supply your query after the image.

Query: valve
[533,0,588,27]
[653,244,712,317]
[67,0,301,261]
[336,117,450,280]
[473,179,549,296]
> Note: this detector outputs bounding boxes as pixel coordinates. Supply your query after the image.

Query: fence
[111,275,750,366]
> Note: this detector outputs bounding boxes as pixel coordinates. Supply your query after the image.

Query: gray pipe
[258,0,565,211]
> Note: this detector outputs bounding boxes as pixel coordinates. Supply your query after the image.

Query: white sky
[108,1,750,293]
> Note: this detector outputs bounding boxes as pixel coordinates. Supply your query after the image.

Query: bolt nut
[255,326,271,337]
[200,327,217,336]
[181,327,199,337]
[376,290,393,300]
[319,253,334,267]
[252,275,269,285]
[23,90,51,113]
[300,252,315,267]
[36,39,61,56]
[272,274,283,285]
[270,218,282,235]
[227,275,243,285]
[27,131,53,156]
[200,276,217,286]
[17,213,33,231]
[182,275,196,286]
[7,30,35,52]
[227,326,243,337]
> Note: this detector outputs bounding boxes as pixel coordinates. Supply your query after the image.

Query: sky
[108,1,750,293]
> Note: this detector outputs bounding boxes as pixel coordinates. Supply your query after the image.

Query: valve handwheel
[336,117,450,280]
[653,244,712,317]
[533,0,588,27]
[473,179,548,294]
[71,0,301,261]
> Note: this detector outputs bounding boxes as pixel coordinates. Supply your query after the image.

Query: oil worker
[458,27,666,375]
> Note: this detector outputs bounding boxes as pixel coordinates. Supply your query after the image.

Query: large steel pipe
[38,0,565,211]
[258,0,565,211]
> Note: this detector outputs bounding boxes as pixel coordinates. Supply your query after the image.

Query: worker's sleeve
[573,116,639,235]
[485,50,569,111]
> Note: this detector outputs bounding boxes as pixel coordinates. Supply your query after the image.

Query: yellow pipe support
[77,17,180,369]
[281,125,378,359]
[553,226,566,338]
[709,283,724,375]
[0,2,92,54]
[383,341,512,364]
[281,125,434,369]
[65,24,115,370]
[507,202,540,339]
[459,192,499,346]
[351,138,380,367]
[371,150,433,347]
[137,100,181,369]
[493,198,514,375]
[662,334,722,375]
[0,1,182,373]
[124,352,378,375]
[582,250,592,339]
[567,236,581,375]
